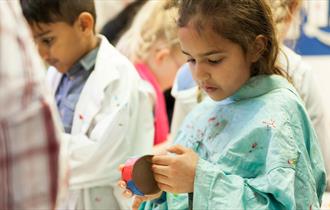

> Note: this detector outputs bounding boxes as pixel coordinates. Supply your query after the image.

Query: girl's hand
[118,165,163,210]
[117,178,133,198]
[152,145,199,193]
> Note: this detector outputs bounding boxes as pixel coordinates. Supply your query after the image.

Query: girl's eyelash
[208,59,222,64]
[186,58,222,65]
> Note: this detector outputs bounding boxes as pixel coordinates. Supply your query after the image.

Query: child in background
[117,0,185,146]
[170,0,330,190]
[100,0,147,45]
[20,0,154,209]
[120,0,327,209]
[170,63,202,136]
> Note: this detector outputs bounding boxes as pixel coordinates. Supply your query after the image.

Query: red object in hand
[122,157,138,182]
[121,155,160,195]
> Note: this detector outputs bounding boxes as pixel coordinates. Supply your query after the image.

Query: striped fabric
[0,1,62,209]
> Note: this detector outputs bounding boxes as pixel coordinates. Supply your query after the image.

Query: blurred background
[286,1,330,113]
[95,0,330,117]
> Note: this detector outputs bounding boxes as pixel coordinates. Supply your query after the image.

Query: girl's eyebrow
[182,50,225,57]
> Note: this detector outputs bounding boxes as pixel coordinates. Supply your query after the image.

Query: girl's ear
[250,35,267,62]
[154,48,171,65]
[77,12,94,34]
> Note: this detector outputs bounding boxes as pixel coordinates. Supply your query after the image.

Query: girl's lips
[203,86,218,93]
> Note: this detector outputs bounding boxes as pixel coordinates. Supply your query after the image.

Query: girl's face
[178,23,253,101]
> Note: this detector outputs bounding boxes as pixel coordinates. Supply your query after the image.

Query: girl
[120,0,327,209]
[170,0,330,191]
[116,0,185,146]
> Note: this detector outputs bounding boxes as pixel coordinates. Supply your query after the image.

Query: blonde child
[120,0,327,209]
[20,0,154,209]
[116,0,185,146]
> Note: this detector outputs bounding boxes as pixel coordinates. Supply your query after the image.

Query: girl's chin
[208,94,228,102]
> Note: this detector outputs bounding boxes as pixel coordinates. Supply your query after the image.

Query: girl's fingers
[152,164,170,176]
[118,164,125,171]
[157,182,173,192]
[152,155,174,165]
[166,144,187,155]
[122,189,133,198]
[132,197,143,210]
[153,172,170,186]
[117,180,126,189]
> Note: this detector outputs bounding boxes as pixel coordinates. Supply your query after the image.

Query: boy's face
[178,22,252,101]
[31,21,88,73]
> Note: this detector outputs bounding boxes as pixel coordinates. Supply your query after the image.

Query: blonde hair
[116,0,179,62]
[269,0,302,39]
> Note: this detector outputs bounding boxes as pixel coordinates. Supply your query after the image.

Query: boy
[20,0,154,209]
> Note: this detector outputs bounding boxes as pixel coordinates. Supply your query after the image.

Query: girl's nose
[194,63,210,82]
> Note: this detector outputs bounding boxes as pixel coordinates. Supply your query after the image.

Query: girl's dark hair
[20,0,96,27]
[175,0,286,77]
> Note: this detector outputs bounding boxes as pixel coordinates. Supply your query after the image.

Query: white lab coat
[47,36,154,209]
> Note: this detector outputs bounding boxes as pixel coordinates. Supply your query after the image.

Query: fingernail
[124,190,132,197]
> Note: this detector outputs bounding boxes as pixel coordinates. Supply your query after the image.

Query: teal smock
[140,75,326,210]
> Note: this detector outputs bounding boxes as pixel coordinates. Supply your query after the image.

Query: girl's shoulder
[179,75,309,135]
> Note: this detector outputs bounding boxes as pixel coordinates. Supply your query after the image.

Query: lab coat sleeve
[63,82,154,188]
[192,119,325,210]
[193,158,297,210]
[68,102,130,183]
